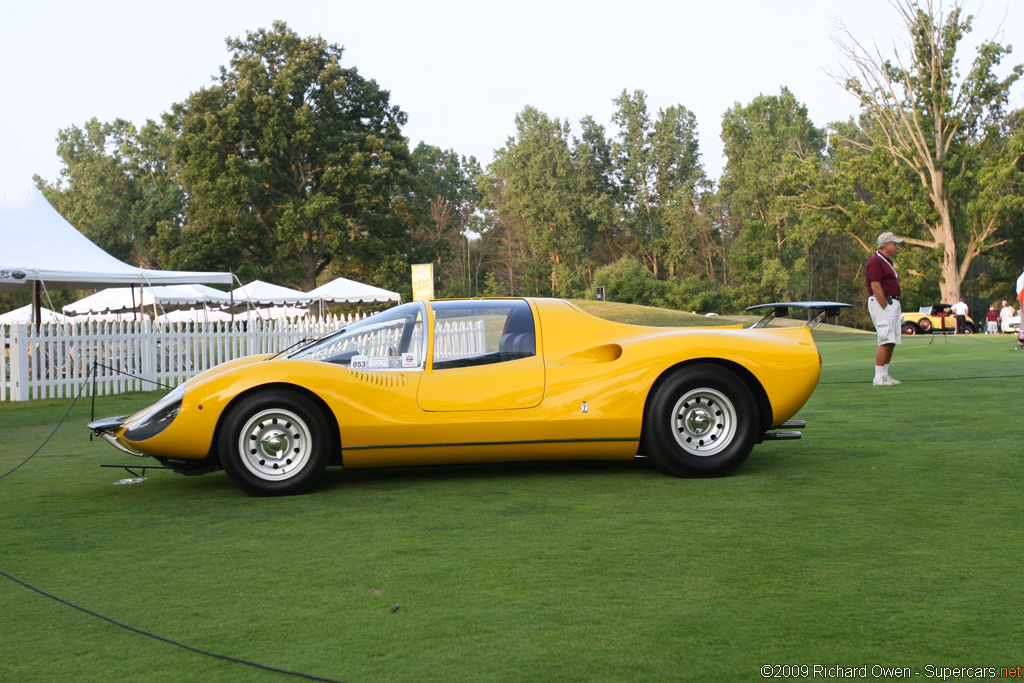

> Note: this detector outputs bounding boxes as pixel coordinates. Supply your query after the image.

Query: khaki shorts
[868,296,902,346]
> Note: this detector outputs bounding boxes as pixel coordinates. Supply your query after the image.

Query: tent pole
[32,280,41,329]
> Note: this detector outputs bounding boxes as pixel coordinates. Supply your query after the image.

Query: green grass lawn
[2,323,1022,681]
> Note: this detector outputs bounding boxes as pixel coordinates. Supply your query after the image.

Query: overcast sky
[1,0,1022,201]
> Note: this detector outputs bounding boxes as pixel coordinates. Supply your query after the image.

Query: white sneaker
[884,375,901,385]
[873,375,898,386]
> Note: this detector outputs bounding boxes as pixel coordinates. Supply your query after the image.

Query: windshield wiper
[269,337,313,360]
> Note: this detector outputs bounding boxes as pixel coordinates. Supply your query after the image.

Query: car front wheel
[902,323,918,335]
[219,390,330,496]
[642,364,758,477]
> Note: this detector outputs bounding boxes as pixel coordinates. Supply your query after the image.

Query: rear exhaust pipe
[761,431,802,441]
[760,419,805,441]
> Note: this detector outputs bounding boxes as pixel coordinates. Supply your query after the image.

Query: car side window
[431,300,535,370]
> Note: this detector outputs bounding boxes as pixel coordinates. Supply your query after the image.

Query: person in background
[1000,300,1015,332]
[950,298,969,335]
[985,305,999,334]
[866,232,902,386]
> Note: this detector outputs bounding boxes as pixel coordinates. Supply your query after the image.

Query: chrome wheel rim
[237,408,312,481]
[670,388,737,457]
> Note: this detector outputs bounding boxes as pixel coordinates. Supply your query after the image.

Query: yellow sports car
[88,298,849,496]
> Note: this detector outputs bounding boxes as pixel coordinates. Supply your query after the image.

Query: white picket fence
[434,320,486,360]
[1,314,363,402]
[1,314,494,402]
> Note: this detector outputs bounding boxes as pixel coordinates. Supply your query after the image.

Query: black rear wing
[745,301,853,330]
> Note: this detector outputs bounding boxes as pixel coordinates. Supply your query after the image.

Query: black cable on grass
[0,363,95,482]
[0,570,346,683]
[0,365,348,683]
[0,361,174,482]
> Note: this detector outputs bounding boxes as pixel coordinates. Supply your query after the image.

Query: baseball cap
[877,232,904,248]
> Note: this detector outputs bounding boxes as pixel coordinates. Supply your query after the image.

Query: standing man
[950,298,969,334]
[866,232,903,386]
[1000,300,1015,332]
[985,306,999,334]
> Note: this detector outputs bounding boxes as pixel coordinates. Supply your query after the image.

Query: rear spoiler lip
[744,301,854,330]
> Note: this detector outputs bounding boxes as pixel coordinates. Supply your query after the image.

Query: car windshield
[288,302,426,369]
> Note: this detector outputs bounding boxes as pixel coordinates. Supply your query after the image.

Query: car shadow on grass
[316,456,661,491]
[107,453,797,499]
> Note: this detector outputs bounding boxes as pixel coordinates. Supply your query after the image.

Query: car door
[417,299,545,411]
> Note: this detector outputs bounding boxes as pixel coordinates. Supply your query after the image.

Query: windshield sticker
[353,354,417,370]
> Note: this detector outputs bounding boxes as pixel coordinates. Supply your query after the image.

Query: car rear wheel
[642,364,758,477]
[219,390,329,496]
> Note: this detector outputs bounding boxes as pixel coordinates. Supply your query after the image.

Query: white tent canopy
[63,285,232,315]
[156,308,234,324]
[66,311,137,323]
[238,306,310,320]
[156,306,308,323]
[0,303,68,324]
[0,190,233,291]
[307,276,400,304]
[230,280,310,306]
[157,283,233,306]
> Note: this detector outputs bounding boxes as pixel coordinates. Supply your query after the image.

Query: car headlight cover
[123,383,187,442]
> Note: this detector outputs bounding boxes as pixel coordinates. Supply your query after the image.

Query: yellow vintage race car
[88,298,849,496]
[901,304,976,335]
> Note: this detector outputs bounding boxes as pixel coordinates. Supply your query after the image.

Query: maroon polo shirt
[865,251,900,298]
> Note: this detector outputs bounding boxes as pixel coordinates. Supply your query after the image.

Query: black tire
[642,364,759,477]
[219,389,330,496]
[962,323,974,335]
[902,323,918,335]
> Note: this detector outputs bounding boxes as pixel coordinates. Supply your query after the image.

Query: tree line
[27,2,1024,328]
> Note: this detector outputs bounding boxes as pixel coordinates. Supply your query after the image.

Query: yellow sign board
[411,263,434,301]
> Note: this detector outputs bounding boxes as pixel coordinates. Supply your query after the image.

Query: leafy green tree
[611,90,705,277]
[479,106,602,297]
[163,21,410,290]
[719,87,826,302]
[401,144,483,297]
[36,117,182,267]
[573,115,619,270]
[593,256,663,305]
[474,171,528,297]
[830,0,1024,303]
[797,117,943,315]
[654,189,738,310]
